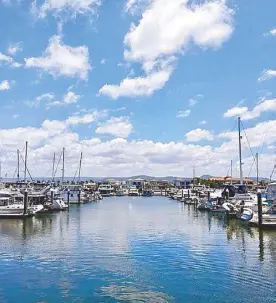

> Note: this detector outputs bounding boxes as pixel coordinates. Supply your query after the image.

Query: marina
[0,196,276,303]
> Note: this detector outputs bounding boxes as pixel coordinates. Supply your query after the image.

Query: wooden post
[188,190,190,198]
[23,190,28,215]
[257,193,262,227]
[226,189,229,200]
[51,189,54,205]
[207,191,210,200]
[67,189,70,208]
[78,190,81,204]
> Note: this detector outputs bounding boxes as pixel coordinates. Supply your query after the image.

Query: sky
[0,0,276,179]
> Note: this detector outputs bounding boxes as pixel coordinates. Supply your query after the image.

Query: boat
[248,203,276,228]
[98,184,115,197]
[0,196,43,218]
[142,189,153,197]
[236,207,254,221]
[128,187,139,196]
[116,188,128,196]
[266,182,276,204]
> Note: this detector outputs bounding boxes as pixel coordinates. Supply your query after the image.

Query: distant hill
[200,175,213,179]
[2,175,272,182]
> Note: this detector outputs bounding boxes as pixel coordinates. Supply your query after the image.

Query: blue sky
[0,0,276,178]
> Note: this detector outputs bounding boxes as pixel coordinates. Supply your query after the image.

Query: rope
[52,152,62,181]
[241,121,256,159]
[19,152,33,181]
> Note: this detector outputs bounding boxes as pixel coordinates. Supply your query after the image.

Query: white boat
[98,184,114,197]
[0,197,43,217]
[116,188,128,196]
[236,207,254,221]
[249,204,276,228]
[52,197,68,211]
[266,183,276,203]
[128,187,139,196]
[60,185,94,204]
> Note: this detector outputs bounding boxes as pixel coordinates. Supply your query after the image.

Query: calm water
[0,196,276,303]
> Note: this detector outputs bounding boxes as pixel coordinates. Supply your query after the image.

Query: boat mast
[17,149,20,182]
[270,164,276,182]
[52,153,55,181]
[24,141,28,183]
[61,148,65,185]
[193,166,196,187]
[256,152,259,190]
[78,152,83,183]
[238,117,243,185]
[230,160,233,185]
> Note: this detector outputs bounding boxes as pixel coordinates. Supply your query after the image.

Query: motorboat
[128,187,139,196]
[247,203,276,228]
[0,196,43,218]
[98,184,115,197]
[236,207,254,221]
[142,189,153,197]
[116,188,128,196]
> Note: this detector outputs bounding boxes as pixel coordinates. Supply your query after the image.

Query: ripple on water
[0,197,276,303]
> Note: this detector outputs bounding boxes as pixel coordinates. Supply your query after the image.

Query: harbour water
[0,196,276,303]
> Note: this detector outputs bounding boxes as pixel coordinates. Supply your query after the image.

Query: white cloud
[33,0,101,18]
[25,35,91,80]
[24,93,55,108]
[217,120,276,157]
[177,109,191,118]
[7,42,22,56]
[0,80,11,91]
[64,91,80,104]
[48,91,81,108]
[200,120,207,125]
[1,118,276,178]
[223,106,248,118]
[100,0,234,99]
[258,69,276,82]
[0,52,21,68]
[124,0,234,64]
[223,99,276,120]
[270,29,276,36]
[99,66,173,99]
[188,98,197,106]
[125,0,150,14]
[185,128,214,142]
[12,114,19,119]
[66,110,107,126]
[95,117,133,138]
[264,28,276,36]
[100,58,106,65]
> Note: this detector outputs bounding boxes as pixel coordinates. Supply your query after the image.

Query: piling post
[67,189,70,208]
[257,193,262,227]
[23,190,28,215]
[188,190,190,198]
[51,189,54,205]
[207,191,210,200]
[182,189,184,199]
[78,190,81,204]
[226,189,229,200]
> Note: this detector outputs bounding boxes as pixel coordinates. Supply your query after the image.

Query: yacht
[116,188,128,196]
[98,184,114,197]
[0,196,43,218]
[128,187,139,196]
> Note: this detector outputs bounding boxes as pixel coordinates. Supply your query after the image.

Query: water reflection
[100,285,173,303]
[0,197,276,302]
